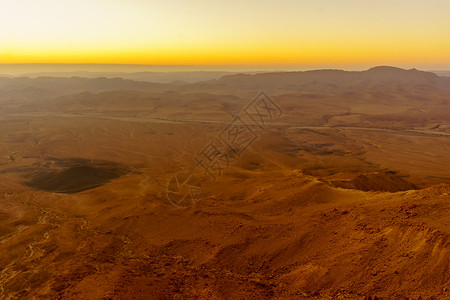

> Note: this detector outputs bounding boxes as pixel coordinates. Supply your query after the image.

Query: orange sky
[1,0,449,67]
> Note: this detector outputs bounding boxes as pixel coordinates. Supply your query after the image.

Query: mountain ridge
[215,66,444,91]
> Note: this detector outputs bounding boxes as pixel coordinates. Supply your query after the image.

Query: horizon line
[2,63,450,75]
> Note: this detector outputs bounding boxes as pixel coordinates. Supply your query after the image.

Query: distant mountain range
[209,66,450,92]
[9,71,238,84]
[0,76,159,97]
[1,66,449,98]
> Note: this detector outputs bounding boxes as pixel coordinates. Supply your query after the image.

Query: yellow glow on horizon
[1,0,450,67]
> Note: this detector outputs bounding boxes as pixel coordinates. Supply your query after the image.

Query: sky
[1,0,449,68]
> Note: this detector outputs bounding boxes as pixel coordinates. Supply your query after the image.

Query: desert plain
[0,66,449,299]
